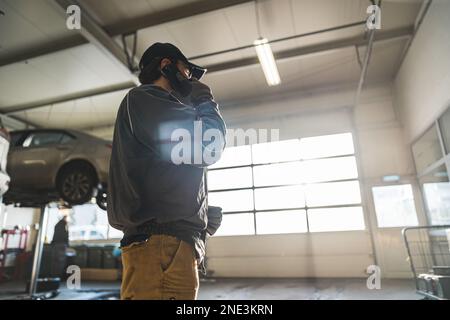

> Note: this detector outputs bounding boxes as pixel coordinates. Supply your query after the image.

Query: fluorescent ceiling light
[382,175,401,182]
[253,38,281,86]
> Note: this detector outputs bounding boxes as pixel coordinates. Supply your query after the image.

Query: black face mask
[160,63,192,97]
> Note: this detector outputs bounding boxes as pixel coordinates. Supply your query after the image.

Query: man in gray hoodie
[108,43,226,300]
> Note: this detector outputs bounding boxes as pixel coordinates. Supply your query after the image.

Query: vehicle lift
[25,204,51,299]
[3,190,61,299]
[3,189,118,300]
[0,227,29,281]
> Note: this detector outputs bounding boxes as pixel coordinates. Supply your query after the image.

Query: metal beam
[0,113,40,129]
[354,28,376,107]
[0,0,253,67]
[189,20,366,60]
[28,206,49,298]
[206,26,413,73]
[3,82,135,114]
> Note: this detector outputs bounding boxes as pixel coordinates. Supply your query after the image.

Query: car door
[7,131,29,188]
[9,131,75,189]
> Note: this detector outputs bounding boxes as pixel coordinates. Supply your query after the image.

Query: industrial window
[68,204,122,241]
[423,182,450,225]
[419,163,450,226]
[372,184,419,228]
[413,106,450,226]
[207,132,365,236]
[438,107,450,155]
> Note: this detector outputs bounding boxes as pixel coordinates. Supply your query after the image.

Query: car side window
[23,132,64,148]
[9,132,24,147]
[60,133,75,144]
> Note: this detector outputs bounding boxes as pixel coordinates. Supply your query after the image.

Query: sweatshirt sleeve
[126,88,226,167]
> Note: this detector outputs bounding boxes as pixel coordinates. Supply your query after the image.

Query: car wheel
[96,190,107,211]
[57,164,96,205]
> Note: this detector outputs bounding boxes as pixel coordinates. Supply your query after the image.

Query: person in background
[52,215,69,245]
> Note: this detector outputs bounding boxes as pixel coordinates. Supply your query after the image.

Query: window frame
[371,183,419,229]
[21,130,77,148]
[412,105,450,226]
[207,132,366,236]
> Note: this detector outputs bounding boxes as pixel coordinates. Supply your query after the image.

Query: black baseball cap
[139,42,207,80]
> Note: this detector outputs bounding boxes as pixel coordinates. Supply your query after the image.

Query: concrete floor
[198,278,421,300]
[0,278,421,300]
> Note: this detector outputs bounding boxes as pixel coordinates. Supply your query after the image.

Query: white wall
[394,0,450,143]
[207,0,450,278]
[207,81,421,278]
[207,232,373,278]
[354,84,429,279]
[388,0,450,278]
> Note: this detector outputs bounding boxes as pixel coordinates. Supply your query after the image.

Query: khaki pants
[120,234,199,300]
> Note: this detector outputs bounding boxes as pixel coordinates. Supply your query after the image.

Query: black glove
[190,78,214,107]
[206,206,222,236]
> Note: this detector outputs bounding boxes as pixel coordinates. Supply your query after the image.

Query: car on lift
[4,129,111,209]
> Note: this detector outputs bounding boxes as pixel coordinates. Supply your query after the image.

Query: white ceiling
[0,43,132,108]
[133,0,422,66]
[10,89,128,130]
[0,0,424,134]
[81,0,201,27]
[0,0,73,60]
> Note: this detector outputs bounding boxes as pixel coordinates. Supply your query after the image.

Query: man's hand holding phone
[190,78,214,107]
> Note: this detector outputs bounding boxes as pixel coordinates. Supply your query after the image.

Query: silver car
[5,129,111,209]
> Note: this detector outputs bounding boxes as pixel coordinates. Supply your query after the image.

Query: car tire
[56,163,96,205]
[96,190,107,211]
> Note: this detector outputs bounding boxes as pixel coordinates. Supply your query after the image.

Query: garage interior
[0,0,449,300]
